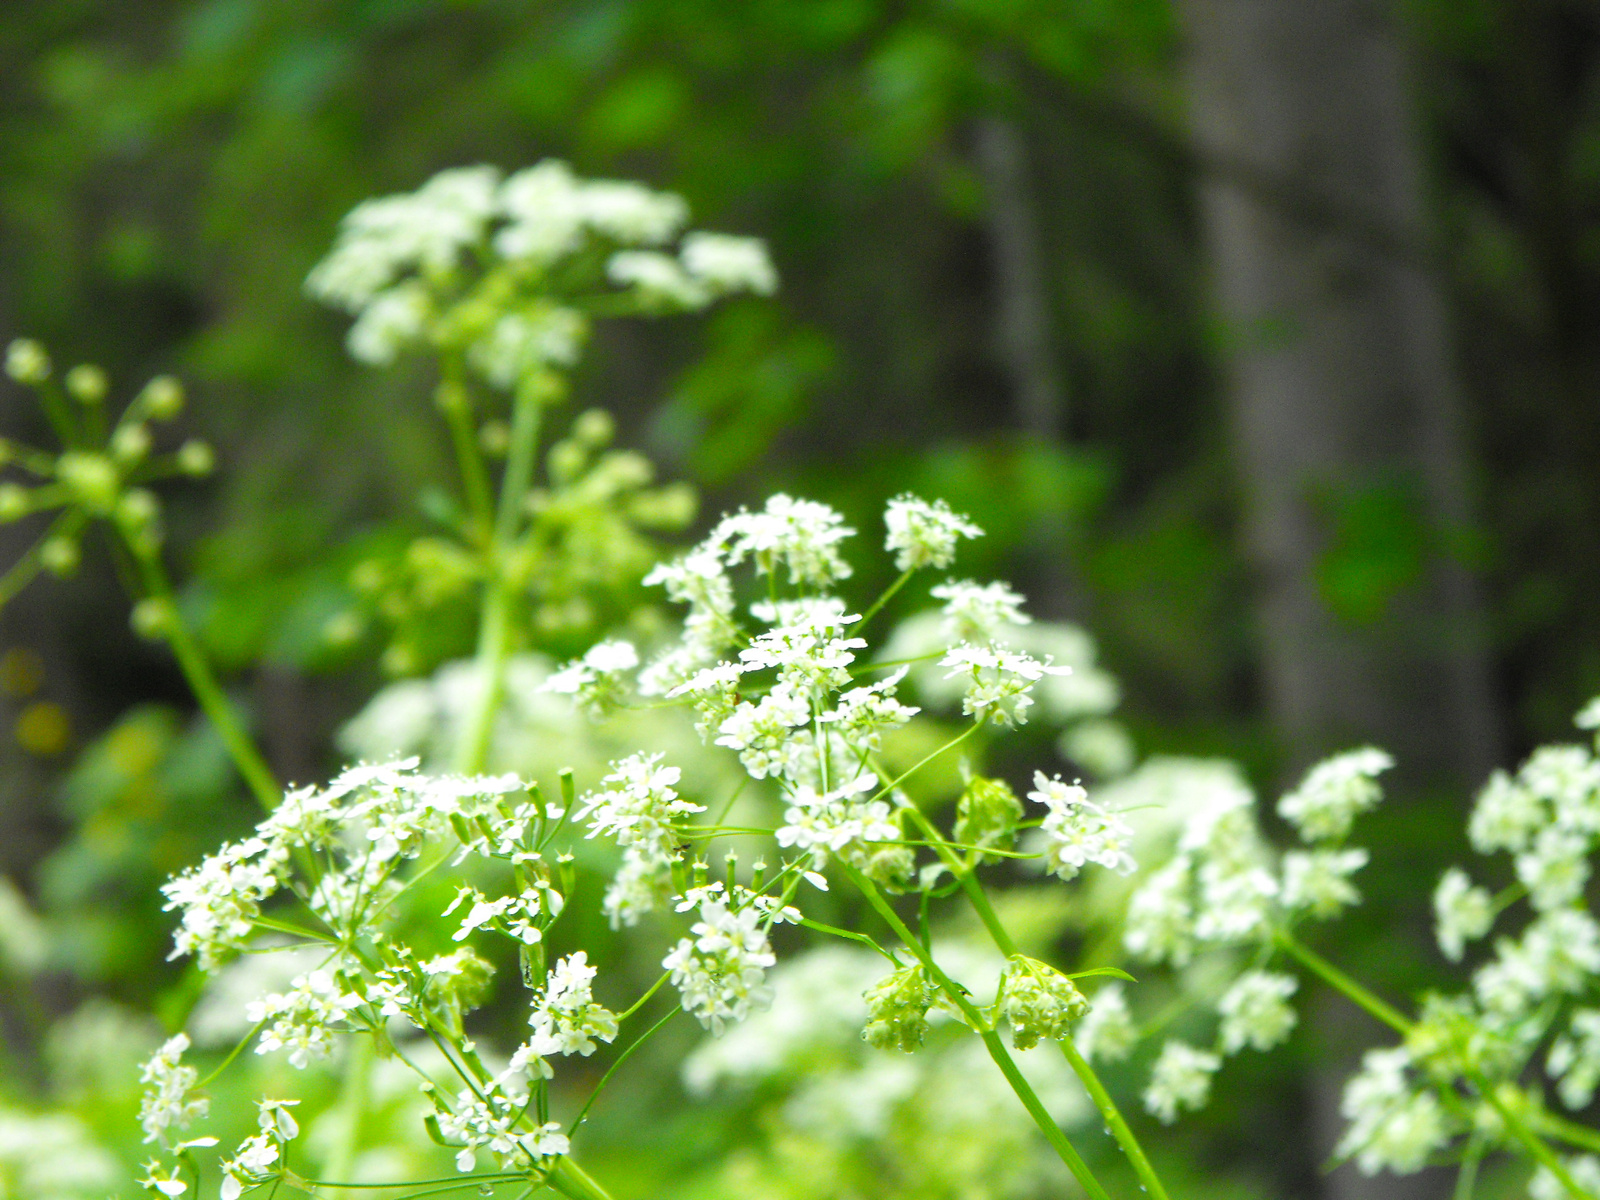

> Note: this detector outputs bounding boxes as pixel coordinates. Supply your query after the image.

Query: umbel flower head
[862,963,936,1052]
[997,955,1089,1051]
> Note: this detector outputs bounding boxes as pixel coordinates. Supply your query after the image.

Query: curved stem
[839,861,1113,1200]
[857,568,913,633]
[1272,931,1412,1035]
[132,544,280,810]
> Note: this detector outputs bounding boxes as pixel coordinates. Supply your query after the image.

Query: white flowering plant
[10,160,1600,1200]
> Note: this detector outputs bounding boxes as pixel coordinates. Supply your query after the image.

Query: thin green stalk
[1454,1136,1483,1200]
[1537,1109,1600,1156]
[569,1007,677,1133]
[857,568,913,632]
[133,546,280,810]
[839,862,1113,1200]
[454,377,544,775]
[1272,931,1413,1034]
[321,1037,374,1199]
[545,1158,615,1200]
[944,852,1171,1200]
[1470,1074,1595,1200]
[438,360,494,539]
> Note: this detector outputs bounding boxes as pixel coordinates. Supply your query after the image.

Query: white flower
[1217,971,1298,1054]
[577,753,703,866]
[882,495,982,572]
[608,251,709,309]
[643,546,735,616]
[739,613,866,695]
[245,969,362,1069]
[1074,982,1136,1064]
[1028,772,1136,879]
[161,839,288,971]
[255,1098,299,1142]
[1432,867,1493,962]
[437,1088,569,1173]
[714,494,855,587]
[1468,768,1547,855]
[939,643,1067,727]
[469,304,587,387]
[1335,1047,1448,1175]
[1124,858,1195,966]
[602,848,674,928]
[345,281,431,365]
[140,1161,189,1196]
[1276,747,1392,843]
[137,1035,207,1146]
[529,951,619,1056]
[1531,1156,1600,1200]
[1549,1009,1600,1110]
[1142,1040,1220,1123]
[1516,823,1592,912]
[218,1132,280,1200]
[664,897,777,1035]
[775,772,898,867]
[929,579,1029,643]
[1280,848,1368,919]
[680,232,778,297]
[1194,859,1278,942]
[715,685,812,781]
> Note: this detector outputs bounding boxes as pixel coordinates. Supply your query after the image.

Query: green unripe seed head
[5,339,50,384]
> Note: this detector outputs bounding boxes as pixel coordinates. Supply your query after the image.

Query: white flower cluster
[244,968,363,1069]
[137,1034,208,1147]
[1027,771,1135,881]
[307,161,775,376]
[577,753,705,926]
[437,1089,569,1173]
[664,896,778,1036]
[544,639,638,717]
[883,495,983,572]
[1335,1048,1447,1175]
[529,951,620,1056]
[1142,1040,1220,1124]
[217,1099,300,1200]
[1276,747,1393,842]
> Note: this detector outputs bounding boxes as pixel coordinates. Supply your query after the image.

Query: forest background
[1,1,1598,1198]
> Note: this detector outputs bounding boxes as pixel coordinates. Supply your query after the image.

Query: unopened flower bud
[862,964,935,1052]
[176,439,214,476]
[954,774,1023,858]
[572,408,614,447]
[5,339,49,384]
[999,955,1088,1050]
[64,364,108,404]
[139,375,184,420]
[117,488,160,529]
[131,597,175,640]
[111,423,152,464]
[322,610,363,646]
[547,439,586,484]
[0,483,29,522]
[40,536,79,577]
[56,451,119,513]
[478,420,509,457]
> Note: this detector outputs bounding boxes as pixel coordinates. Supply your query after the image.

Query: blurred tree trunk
[1177,1,1499,1197]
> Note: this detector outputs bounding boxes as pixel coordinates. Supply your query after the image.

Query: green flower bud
[39,536,80,577]
[5,339,50,384]
[131,597,175,640]
[547,439,586,484]
[999,955,1089,1050]
[56,451,119,513]
[571,408,614,447]
[863,964,935,1053]
[0,483,30,523]
[176,439,214,476]
[139,375,184,420]
[64,364,108,404]
[111,423,152,464]
[478,420,509,457]
[954,774,1023,859]
[322,610,364,646]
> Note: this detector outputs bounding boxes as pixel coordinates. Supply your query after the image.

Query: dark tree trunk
[1177,1,1500,1196]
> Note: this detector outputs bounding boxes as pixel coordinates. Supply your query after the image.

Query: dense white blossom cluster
[307,162,775,378]
[1028,771,1136,881]
[664,896,778,1035]
[137,1035,207,1147]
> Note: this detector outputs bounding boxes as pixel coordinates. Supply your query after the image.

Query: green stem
[1454,1136,1483,1200]
[321,1036,373,1199]
[1471,1075,1595,1200]
[857,568,913,632]
[454,377,544,775]
[1273,931,1413,1034]
[546,1157,616,1200]
[944,849,1171,1200]
[839,862,1112,1200]
[1537,1109,1600,1156]
[133,546,280,810]
[438,359,494,540]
